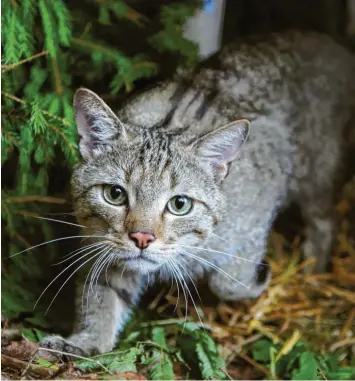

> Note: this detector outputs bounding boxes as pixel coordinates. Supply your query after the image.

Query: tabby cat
[40,31,355,358]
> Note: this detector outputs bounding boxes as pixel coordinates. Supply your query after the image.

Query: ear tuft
[74,88,126,158]
[192,119,250,182]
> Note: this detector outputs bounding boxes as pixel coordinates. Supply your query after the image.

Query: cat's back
[121,30,355,133]
[200,30,355,113]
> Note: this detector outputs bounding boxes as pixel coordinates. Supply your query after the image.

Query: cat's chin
[122,256,162,274]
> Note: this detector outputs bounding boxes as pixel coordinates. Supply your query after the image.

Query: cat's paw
[38,335,89,362]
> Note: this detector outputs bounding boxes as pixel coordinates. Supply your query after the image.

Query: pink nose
[129,231,156,250]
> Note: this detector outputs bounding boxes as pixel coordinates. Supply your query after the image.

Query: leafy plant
[72,321,226,380]
[178,322,226,380]
[251,337,355,380]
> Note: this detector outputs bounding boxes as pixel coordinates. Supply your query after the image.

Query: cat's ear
[191,119,250,182]
[74,88,132,158]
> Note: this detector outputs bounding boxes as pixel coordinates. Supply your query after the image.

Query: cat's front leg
[207,247,271,301]
[39,271,143,361]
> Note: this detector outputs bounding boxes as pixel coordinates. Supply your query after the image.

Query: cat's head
[71,88,249,274]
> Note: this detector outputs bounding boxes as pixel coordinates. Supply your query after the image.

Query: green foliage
[251,338,355,380]
[149,328,175,380]
[178,322,226,380]
[72,320,225,380]
[76,347,141,373]
[21,327,47,343]
[1,0,199,327]
[149,2,200,66]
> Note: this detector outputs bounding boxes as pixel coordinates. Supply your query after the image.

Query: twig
[51,57,63,94]
[21,349,40,379]
[71,37,118,55]
[329,337,355,352]
[222,368,234,380]
[37,347,112,374]
[238,353,270,377]
[6,195,67,204]
[1,354,59,378]
[1,92,71,126]
[2,50,49,71]
[48,123,77,155]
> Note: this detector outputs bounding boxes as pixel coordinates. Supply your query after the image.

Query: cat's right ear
[74,88,131,158]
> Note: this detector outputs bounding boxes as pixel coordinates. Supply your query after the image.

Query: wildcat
[40,31,355,358]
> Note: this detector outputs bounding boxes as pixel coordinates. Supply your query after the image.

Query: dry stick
[1,50,49,71]
[221,368,234,380]
[21,349,41,379]
[37,347,112,374]
[6,195,67,204]
[1,354,59,378]
[238,353,271,377]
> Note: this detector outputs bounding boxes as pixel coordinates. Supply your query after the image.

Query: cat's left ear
[74,88,133,159]
[191,119,250,183]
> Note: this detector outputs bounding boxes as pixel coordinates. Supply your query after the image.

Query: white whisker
[84,246,112,318]
[174,259,204,308]
[173,243,268,266]
[45,248,109,315]
[32,216,88,230]
[166,260,180,313]
[170,258,205,330]
[105,252,116,287]
[8,235,108,258]
[31,216,108,235]
[168,258,188,329]
[88,250,109,301]
[94,248,115,299]
[34,243,108,310]
[179,250,249,289]
[53,242,107,265]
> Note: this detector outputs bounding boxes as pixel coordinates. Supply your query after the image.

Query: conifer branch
[1,130,21,145]
[2,92,71,126]
[1,51,49,71]
[2,93,77,156]
[94,0,148,27]
[71,37,117,55]
[48,123,77,155]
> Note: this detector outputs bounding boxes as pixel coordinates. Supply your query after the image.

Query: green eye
[167,196,193,216]
[103,185,127,206]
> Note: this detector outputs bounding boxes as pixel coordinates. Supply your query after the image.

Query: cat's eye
[103,185,127,206]
[167,196,193,216]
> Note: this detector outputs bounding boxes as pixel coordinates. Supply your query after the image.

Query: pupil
[175,197,185,209]
[110,186,121,199]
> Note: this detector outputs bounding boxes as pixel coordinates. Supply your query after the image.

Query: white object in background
[347,0,355,36]
[183,0,226,59]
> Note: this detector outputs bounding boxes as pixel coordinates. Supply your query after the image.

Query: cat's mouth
[120,252,160,265]
[121,253,163,273]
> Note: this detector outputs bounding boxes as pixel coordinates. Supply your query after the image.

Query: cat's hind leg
[299,193,336,273]
[207,244,271,301]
